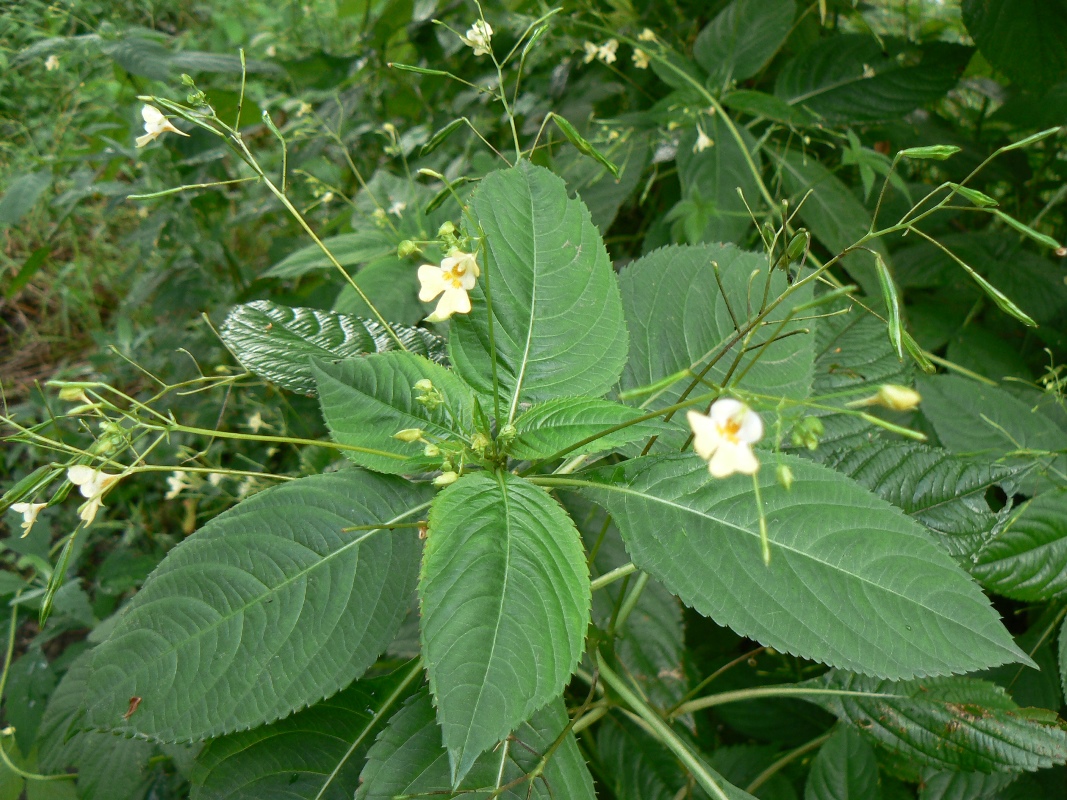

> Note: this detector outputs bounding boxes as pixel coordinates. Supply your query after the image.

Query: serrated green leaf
[419,471,590,783]
[918,770,1019,800]
[971,489,1067,601]
[449,161,629,414]
[801,670,1067,773]
[571,453,1029,679]
[917,375,1067,491]
[804,725,880,800]
[219,300,445,396]
[37,652,155,800]
[509,397,670,461]
[993,210,1062,250]
[618,243,814,448]
[674,116,763,244]
[262,232,397,279]
[190,663,420,800]
[775,37,971,122]
[355,691,595,800]
[5,648,54,754]
[962,0,1067,89]
[822,442,1016,560]
[86,471,431,741]
[693,0,795,84]
[0,171,51,228]
[313,352,472,474]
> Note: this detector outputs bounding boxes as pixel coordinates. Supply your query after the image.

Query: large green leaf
[962,0,1067,89]
[823,442,1015,560]
[261,232,397,279]
[917,375,1067,489]
[971,489,1067,601]
[674,117,763,244]
[86,470,431,741]
[804,725,880,800]
[313,352,472,474]
[775,37,971,121]
[355,691,595,799]
[332,257,426,327]
[618,243,814,446]
[801,670,1067,773]
[509,397,670,461]
[572,453,1029,679]
[219,300,445,396]
[777,151,886,298]
[693,0,795,84]
[419,470,590,783]
[189,664,420,800]
[449,160,628,415]
[37,652,155,800]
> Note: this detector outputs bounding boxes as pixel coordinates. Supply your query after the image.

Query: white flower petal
[709,398,745,425]
[142,105,165,126]
[737,408,763,443]
[418,265,448,302]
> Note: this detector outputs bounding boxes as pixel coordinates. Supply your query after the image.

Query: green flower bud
[776,464,794,491]
[394,428,424,442]
[397,240,420,258]
[438,221,456,237]
[433,470,459,487]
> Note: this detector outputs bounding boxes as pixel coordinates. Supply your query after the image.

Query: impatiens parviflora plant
[5,17,1067,800]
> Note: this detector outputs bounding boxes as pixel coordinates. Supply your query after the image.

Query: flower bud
[414,379,433,392]
[470,433,490,452]
[394,428,424,442]
[433,471,459,487]
[876,384,921,412]
[438,221,456,237]
[424,443,440,457]
[58,385,92,403]
[397,240,420,258]
[776,464,793,491]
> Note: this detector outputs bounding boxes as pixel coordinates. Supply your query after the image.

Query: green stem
[157,423,407,461]
[312,659,424,800]
[596,652,733,800]
[670,686,896,718]
[612,571,649,633]
[745,732,831,794]
[590,562,637,592]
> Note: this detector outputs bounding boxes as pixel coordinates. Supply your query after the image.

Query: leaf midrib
[569,475,1016,657]
[90,499,429,724]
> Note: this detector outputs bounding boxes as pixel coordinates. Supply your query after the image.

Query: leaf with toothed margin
[85,470,432,742]
[571,453,1031,680]
[448,160,629,412]
[355,690,595,799]
[219,300,446,397]
[800,670,1067,773]
[803,724,881,800]
[418,470,590,784]
[189,663,421,800]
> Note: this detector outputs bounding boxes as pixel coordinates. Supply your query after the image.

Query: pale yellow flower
[583,41,600,64]
[632,48,650,69]
[461,20,493,56]
[687,399,763,478]
[638,28,657,43]
[67,466,122,524]
[247,411,265,433]
[694,122,714,153]
[44,55,60,71]
[11,502,47,537]
[418,249,480,323]
[598,39,619,64]
[388,200,407,217]
[846,384,922,412]
[136,105,189,148]
[165,470,191,500]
